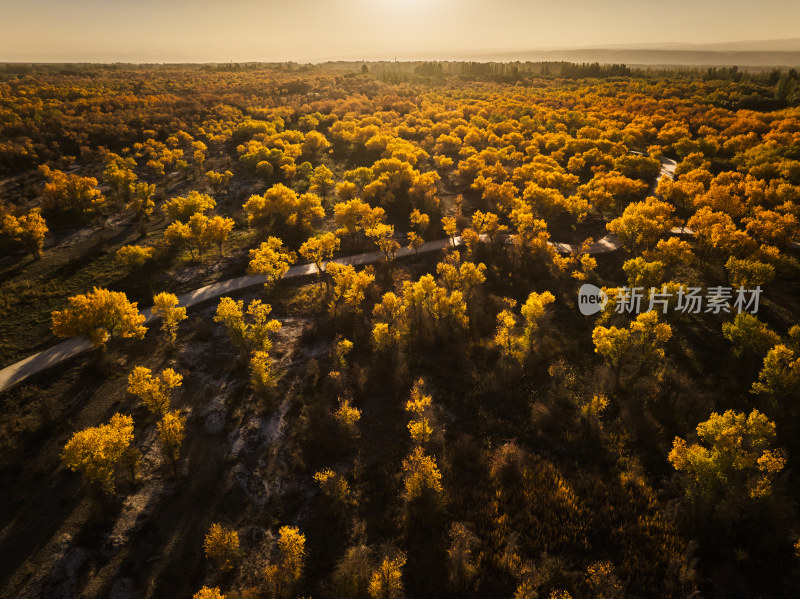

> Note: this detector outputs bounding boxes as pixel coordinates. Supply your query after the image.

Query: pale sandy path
[4,157,798,392]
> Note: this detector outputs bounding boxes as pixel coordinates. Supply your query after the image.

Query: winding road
[2,156,796,393]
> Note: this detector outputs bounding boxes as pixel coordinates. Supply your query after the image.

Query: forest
[0,62,799,598]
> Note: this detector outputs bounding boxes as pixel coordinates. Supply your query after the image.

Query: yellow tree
[165,213,223,260]
[606,197,675,254]
[494,308,527,366]
[214,297,282,354]
[248,236,296,292]
[471,210,507,250]
[264,526,307,599]
[165,215,226,261]
[722,313,780,358]
[334,397,362,436]
[372,291,407,352]
[206,215,236,258]
[162,190,216,222]
[442,216,458,246]
[102,153,138,205]
[127,366,183,416]
[40,164,105,221]
[164,220,194,258]
[51,287,146,349]
[328,263,375,319]
[402,274,468,341]
[193,587,226,599]
[366,223,400,263]
[402,446,443,500]
[243,184,324,232]
[309,164,335,197]
[521,291,556,346]
[158,409,186,462]
[687,207,756,265]
[313,468,352,505]
[407,209,430,254]
[1,208,47,259]
[299,232,341,282]
[250,350,275,395]
[205,169,234,195]
[334,198,383,241]
[592,311,671,385]
[115,244,154,269]
[406,378,434,446]
[204,523,240,572]
[725,257,775,289]
[151,292,187,346]
[127,181,156,223]
[61,413,136,495]
[368,553,406,599]
[436,253,487,309]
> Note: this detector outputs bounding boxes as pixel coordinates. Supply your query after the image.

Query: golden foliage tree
[592,311,672,384]
[127,366,183,416]
[299,232,340,281]
[751,344,800,399]
[162,191,216,222]
[115,244,154,268]
[368,552,406,599]
[214,297,282,354]
[328,263,375,319]
[40,164,105,221]
[264,526,306,599]
[61,413,136,495]
[193,587,226,599]
[606,197,675,254]
[51,287,146,349]
[1,208,47,259]
[151,292,187,346]
[158,409,186,462]
[248,236,296,292]
[402,446,443,500]
[204,523,240,572]
[244,184,324,232]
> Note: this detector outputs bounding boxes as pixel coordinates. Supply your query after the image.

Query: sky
[1,0,799,63]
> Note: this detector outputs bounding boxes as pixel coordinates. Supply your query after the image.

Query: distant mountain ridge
[469,40,800,67]
[543,38,800,53]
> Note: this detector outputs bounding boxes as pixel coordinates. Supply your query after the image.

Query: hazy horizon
[2,0,800,63]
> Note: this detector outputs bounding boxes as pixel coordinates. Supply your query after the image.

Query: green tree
[752,344,800,399]
[669,409,786,501]
[722,313,780,358]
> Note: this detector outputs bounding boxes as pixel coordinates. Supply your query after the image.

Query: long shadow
[0,438,88,593]
[109,426,234,597]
